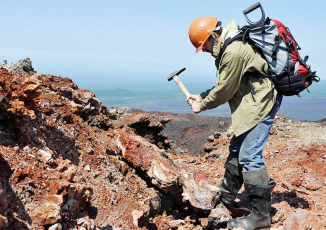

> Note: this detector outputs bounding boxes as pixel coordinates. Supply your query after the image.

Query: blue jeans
[228,95,283,172]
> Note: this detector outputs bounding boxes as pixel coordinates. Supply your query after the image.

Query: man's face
[202,33,219,54]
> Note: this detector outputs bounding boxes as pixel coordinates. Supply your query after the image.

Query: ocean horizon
[92,80,326,122]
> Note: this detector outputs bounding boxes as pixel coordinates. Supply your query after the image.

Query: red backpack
[221,2,319,96]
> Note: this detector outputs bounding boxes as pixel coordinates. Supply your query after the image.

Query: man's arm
[200,51,245,111]
[199,86,215,100]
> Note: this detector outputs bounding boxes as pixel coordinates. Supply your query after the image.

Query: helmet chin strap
[211,26,222,58]
[211,33,218,58]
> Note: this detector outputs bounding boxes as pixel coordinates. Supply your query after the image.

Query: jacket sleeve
[199,86,215,100]
[200,51,245,111]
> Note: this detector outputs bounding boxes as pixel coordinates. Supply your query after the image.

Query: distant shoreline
[93,86,326,122]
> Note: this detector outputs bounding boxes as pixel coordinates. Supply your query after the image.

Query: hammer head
[167,67,186,81]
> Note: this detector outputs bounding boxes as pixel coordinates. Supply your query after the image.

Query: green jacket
[199,21,277,136]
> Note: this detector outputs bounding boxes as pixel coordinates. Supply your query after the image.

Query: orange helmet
[188,16,218,53]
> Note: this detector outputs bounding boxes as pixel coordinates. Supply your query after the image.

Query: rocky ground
[0,59,325,230]
[153,113,326,230]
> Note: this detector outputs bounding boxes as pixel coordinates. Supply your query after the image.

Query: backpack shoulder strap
[220,27,251,57]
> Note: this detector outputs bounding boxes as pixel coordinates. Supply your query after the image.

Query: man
[187,16,282,230]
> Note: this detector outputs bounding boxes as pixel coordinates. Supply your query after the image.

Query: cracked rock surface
[0,61,325,229]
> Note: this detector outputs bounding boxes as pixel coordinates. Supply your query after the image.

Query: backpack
[221,2,319,96]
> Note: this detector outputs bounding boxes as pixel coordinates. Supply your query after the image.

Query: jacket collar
[213,20,238,59]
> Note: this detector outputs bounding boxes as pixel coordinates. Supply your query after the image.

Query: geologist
[186,16,283,230]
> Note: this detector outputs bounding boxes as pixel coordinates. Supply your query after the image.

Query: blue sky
[1,0,325,92]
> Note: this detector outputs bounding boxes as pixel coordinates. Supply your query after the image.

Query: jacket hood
[213,20,239,59]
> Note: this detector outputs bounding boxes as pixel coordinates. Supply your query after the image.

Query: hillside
[0,59,325,229]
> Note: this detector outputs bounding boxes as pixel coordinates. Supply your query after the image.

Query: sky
[1,0,325,92]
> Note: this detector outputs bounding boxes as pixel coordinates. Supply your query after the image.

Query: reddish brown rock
[48,223,62,230]
[145,195,162,216]
[64,183,93,215]
[169,219,185,229]
[302,175,323,191]
[37,148,54,163]
[1,63,326,229]
[12,165,35,185]
[30,195,64,226]
[192,226,204,230]
[115,129,181,193]
[272,201,294,224]
[0,214,8,230]
[177,224,195,230]
[115,129,216,212]
[120,112,164,130]
[291,178,303,187]
[49,179,70,195]
[207,203,231,228]
[57,162,77,181]
[132,203,150,227]
[282,209,314,230]
[22,74,41,94]
[203,142,216,153]
[200,217,209,228]
[7,99,35,118]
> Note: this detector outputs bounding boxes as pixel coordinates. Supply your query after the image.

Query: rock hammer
[167,67,190,97]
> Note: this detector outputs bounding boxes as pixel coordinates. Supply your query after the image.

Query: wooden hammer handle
[173,76,190,97]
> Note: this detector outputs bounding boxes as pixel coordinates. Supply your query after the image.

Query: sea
[92,81,326,122]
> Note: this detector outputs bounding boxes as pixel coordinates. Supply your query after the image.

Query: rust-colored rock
[120,112,164,130]
[115,129,216,212]
[22,74,41,94]
[207,203,231,228]
[0,214,8,230]
[177,224,195,230]
[145,195,162,216]
[49,179,70,195]
[1,62,326,229]
[169,219,185,229]
[282,209,319,230]
[115,129,181,192]
[30,195,64,226]
[272,201,293,224]
[132,203,150,227]
[48,223,63,230]
[63,183,93,216]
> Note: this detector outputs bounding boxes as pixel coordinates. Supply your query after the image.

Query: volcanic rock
[0,59,326,229]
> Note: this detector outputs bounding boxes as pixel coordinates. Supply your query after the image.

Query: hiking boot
[217,157,249,217]
[218,155,243,205]
[227,168,276,230]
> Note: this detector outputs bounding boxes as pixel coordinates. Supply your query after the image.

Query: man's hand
[186,94,202,114]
